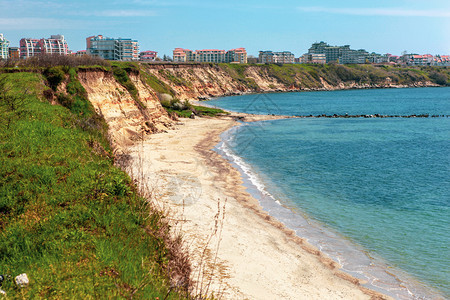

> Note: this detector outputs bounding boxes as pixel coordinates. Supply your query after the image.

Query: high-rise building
[172,48,247,63]
[0,34,10,59]
[324,46,342,63]
[40,35,69,55]
[19,35,69,59]
[20,38,40,59]
[86,35,139,61]
[308,41,329,55]
[306,42,372,64]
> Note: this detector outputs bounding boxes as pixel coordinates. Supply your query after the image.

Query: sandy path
[128,115,387,300]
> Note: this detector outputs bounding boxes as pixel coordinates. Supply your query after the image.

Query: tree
[162,55,173,62]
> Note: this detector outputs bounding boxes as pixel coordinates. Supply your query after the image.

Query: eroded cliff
[77,69,172,153]
[140,63,443,101]
[74,63,447,152]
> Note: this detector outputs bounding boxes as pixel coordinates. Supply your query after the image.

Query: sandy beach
[128,114,389,300]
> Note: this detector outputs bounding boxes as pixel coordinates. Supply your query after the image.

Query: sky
[1,0,449,57]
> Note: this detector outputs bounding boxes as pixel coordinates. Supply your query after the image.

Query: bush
[112,66,139,101]
[9,53,110,68]
[44,66,65,90]
[429,71,448,85]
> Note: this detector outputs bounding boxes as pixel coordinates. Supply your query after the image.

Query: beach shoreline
[128,113,390,299]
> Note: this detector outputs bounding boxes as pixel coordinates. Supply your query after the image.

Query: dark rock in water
[296,113,437,119]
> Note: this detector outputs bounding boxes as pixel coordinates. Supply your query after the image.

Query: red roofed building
[434,55,450,66]
[173,48,193,62]
[226,48,248,63]
[140,50,158,61]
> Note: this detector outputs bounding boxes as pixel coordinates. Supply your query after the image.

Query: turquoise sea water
[210,88,450,299]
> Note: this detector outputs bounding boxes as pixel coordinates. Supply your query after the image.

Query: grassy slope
[0,72,187,299]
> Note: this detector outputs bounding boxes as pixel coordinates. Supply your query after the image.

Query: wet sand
[128,114,389,299]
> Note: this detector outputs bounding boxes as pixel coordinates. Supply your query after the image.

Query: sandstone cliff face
[139,63,440,101]
[141,64,251,100]
[77,69,172,153]
[75,64,440,152]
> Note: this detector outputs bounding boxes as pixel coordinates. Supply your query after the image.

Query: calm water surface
[211,88,450,299]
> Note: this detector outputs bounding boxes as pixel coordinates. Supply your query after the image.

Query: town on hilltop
[1,33,449,66]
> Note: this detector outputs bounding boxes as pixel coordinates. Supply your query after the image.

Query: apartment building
[258,51,274,63]
[75,50,87,57]
[20,38,40,59]
[308,41,329,55]
[0,34,9,59]
[434,55,450,66]
[225,48,248,63]
[86,35,139,61]
[8,47,20,59]
[300,53,326,64]
[306,42,372,64]
[41,35,69,55]
[140,50,158,61]
[173,48,247,63]
[196,49,226,63]
[19,35,69,59]
[173,48,190,62]
[259,51,295,64]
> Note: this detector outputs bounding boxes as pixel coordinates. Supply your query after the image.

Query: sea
[207,87,450,299]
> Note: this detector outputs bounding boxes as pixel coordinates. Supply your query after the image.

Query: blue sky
[1,0,449,57]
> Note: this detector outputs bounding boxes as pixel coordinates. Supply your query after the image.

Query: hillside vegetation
[0,70,190,299]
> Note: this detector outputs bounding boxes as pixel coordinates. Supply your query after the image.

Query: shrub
[44,66,65,90]
[429,71,448,85]
[112,66,139,101]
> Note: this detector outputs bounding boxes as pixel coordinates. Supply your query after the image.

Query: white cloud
[0,18,78,30]
[297,7,450,17]
[77,9,157,17]
[0,18,99,31]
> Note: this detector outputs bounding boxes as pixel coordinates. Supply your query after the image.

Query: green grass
[193,105,229,117]
[157,70,192,88]
[218,64,260,90]
[159,97,228,118]
[141,71,175,96]
[0,72,189,299]
[110,63,148,110]
[165,105,229,118]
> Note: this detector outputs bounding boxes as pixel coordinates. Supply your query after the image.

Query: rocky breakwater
[296,113,448,118]
[77,68,173,154]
